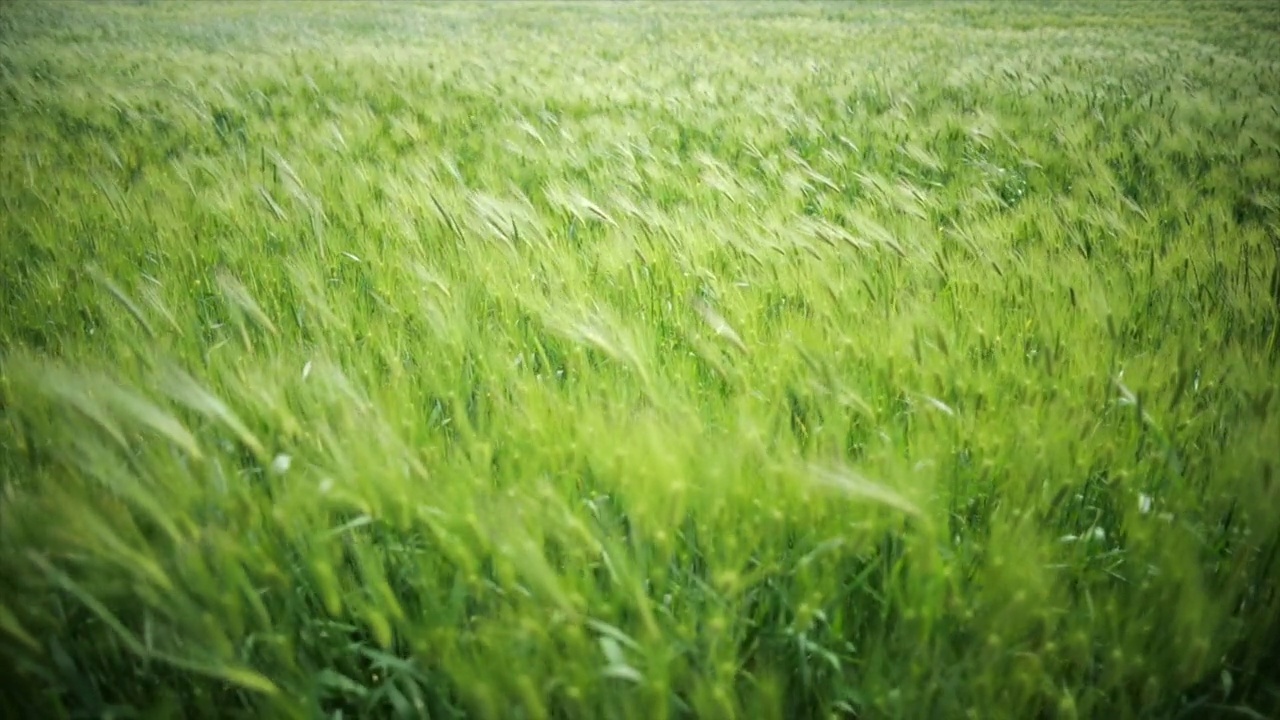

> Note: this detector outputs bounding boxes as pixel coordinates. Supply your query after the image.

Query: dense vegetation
[2,1,1279,717]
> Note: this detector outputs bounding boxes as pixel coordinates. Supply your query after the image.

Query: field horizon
[2,1,1279,718]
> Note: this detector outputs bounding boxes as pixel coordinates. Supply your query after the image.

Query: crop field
[2,0,1279,718]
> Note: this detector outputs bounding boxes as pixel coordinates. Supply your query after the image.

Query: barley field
[1,1,1279,718]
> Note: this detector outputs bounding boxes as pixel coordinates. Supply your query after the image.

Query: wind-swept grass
[1,1,1279,718]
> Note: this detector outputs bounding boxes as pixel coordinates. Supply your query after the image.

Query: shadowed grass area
[1,1,1278,718]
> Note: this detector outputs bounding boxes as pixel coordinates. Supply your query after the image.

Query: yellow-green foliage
[1,1,1278,718]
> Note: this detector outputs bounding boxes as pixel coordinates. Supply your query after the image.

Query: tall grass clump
[2,1,1279,718]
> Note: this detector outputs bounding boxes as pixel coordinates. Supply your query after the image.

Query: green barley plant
[2,1,1279,717]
